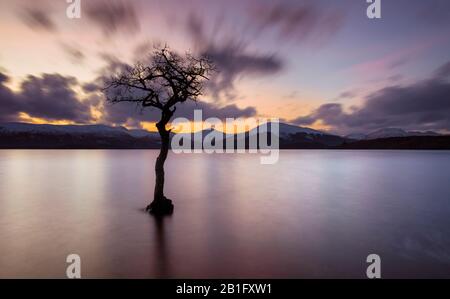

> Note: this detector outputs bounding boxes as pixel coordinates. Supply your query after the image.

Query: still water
[0,150,449,278]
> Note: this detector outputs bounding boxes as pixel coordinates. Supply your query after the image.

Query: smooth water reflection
[0,150,450,278]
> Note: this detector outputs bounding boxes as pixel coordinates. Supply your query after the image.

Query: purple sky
[0,0,449,134]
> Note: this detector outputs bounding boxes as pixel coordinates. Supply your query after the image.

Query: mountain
[0,122,343,149]
[266,122,345,148]
[0,122,129,136]
[338,136,450,150]
[231,122,345,149]
[346,128,441,140]
[249,122,324,138]
[127,129,160,139]
[0,122,448,149]
[0,122,161,149]
[173,123,332,148]
[0,122,160,139]
[345,133,367,140]
[367,128,410,139]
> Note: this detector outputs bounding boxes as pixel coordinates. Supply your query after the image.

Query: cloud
[88,54,259,128]
[434,61,450,79]
[203,41,283,101]
[178,1,345,101]
[186,14,283,101]
[338,90,357,99]
[0,73,22,122]
[82,82,100,93]
[0,71,92,123]
[0,63,256,128]
[94,39,267,123]
[291,103,343,128]
[97,52,130,77]
[103,96,257,127]
[291,61,450,134]
[248,2,344,45]
[20,6,56,32]
[18,74,92,122]
[60,43,85,64]
[85,0,140,36]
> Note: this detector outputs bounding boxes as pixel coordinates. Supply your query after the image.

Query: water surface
[0,150,450,278]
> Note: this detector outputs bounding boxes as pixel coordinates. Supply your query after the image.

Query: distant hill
[338,136,450,150]
[0,123,160,149]
[346,128,441,140]
[172,122,346,150]
[0,122,449,150]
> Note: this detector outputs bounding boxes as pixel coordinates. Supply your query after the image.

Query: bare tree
[104,46,214,215]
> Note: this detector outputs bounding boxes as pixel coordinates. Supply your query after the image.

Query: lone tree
[104,46,214,215]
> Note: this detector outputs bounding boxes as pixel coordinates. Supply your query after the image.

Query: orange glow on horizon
[140,120,264,134]
[140,122,158,132]
[308,120,333,133]
[18,112,76,126]
[16,116,326,134]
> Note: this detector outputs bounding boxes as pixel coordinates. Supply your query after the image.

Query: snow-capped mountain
[346,128,441,140]
[367,128,411,139]
[0,122,162,149]
[243,122,344,148]
[166,122,343,149]
[0,122,127,136]
[248,122,324,138]
[174,122,325,141]
[0,122,159,139]
[1,122,447,149]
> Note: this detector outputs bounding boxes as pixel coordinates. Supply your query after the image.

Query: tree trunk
[154,123,169,201]
[146,109,175,215]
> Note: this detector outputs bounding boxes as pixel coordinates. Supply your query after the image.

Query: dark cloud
[82,82,100,93]
[0,73,8,84]
[98,55,256,127]
[1,63,256,127]
[85,0,140,36]
[434,61,450,79]
[0,73,22,122]
[186,14,283,101]
[88,54,259,127]
[292,103,343,128]
[97,52,130,76]
[203,41,283,100]
[291,62,450,134]
[0,71,92,123]
[18,74,92,122]
[20,7,56,32]
[103,94,257,127]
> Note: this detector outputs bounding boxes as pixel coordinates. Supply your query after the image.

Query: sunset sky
[0,0,449,135]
